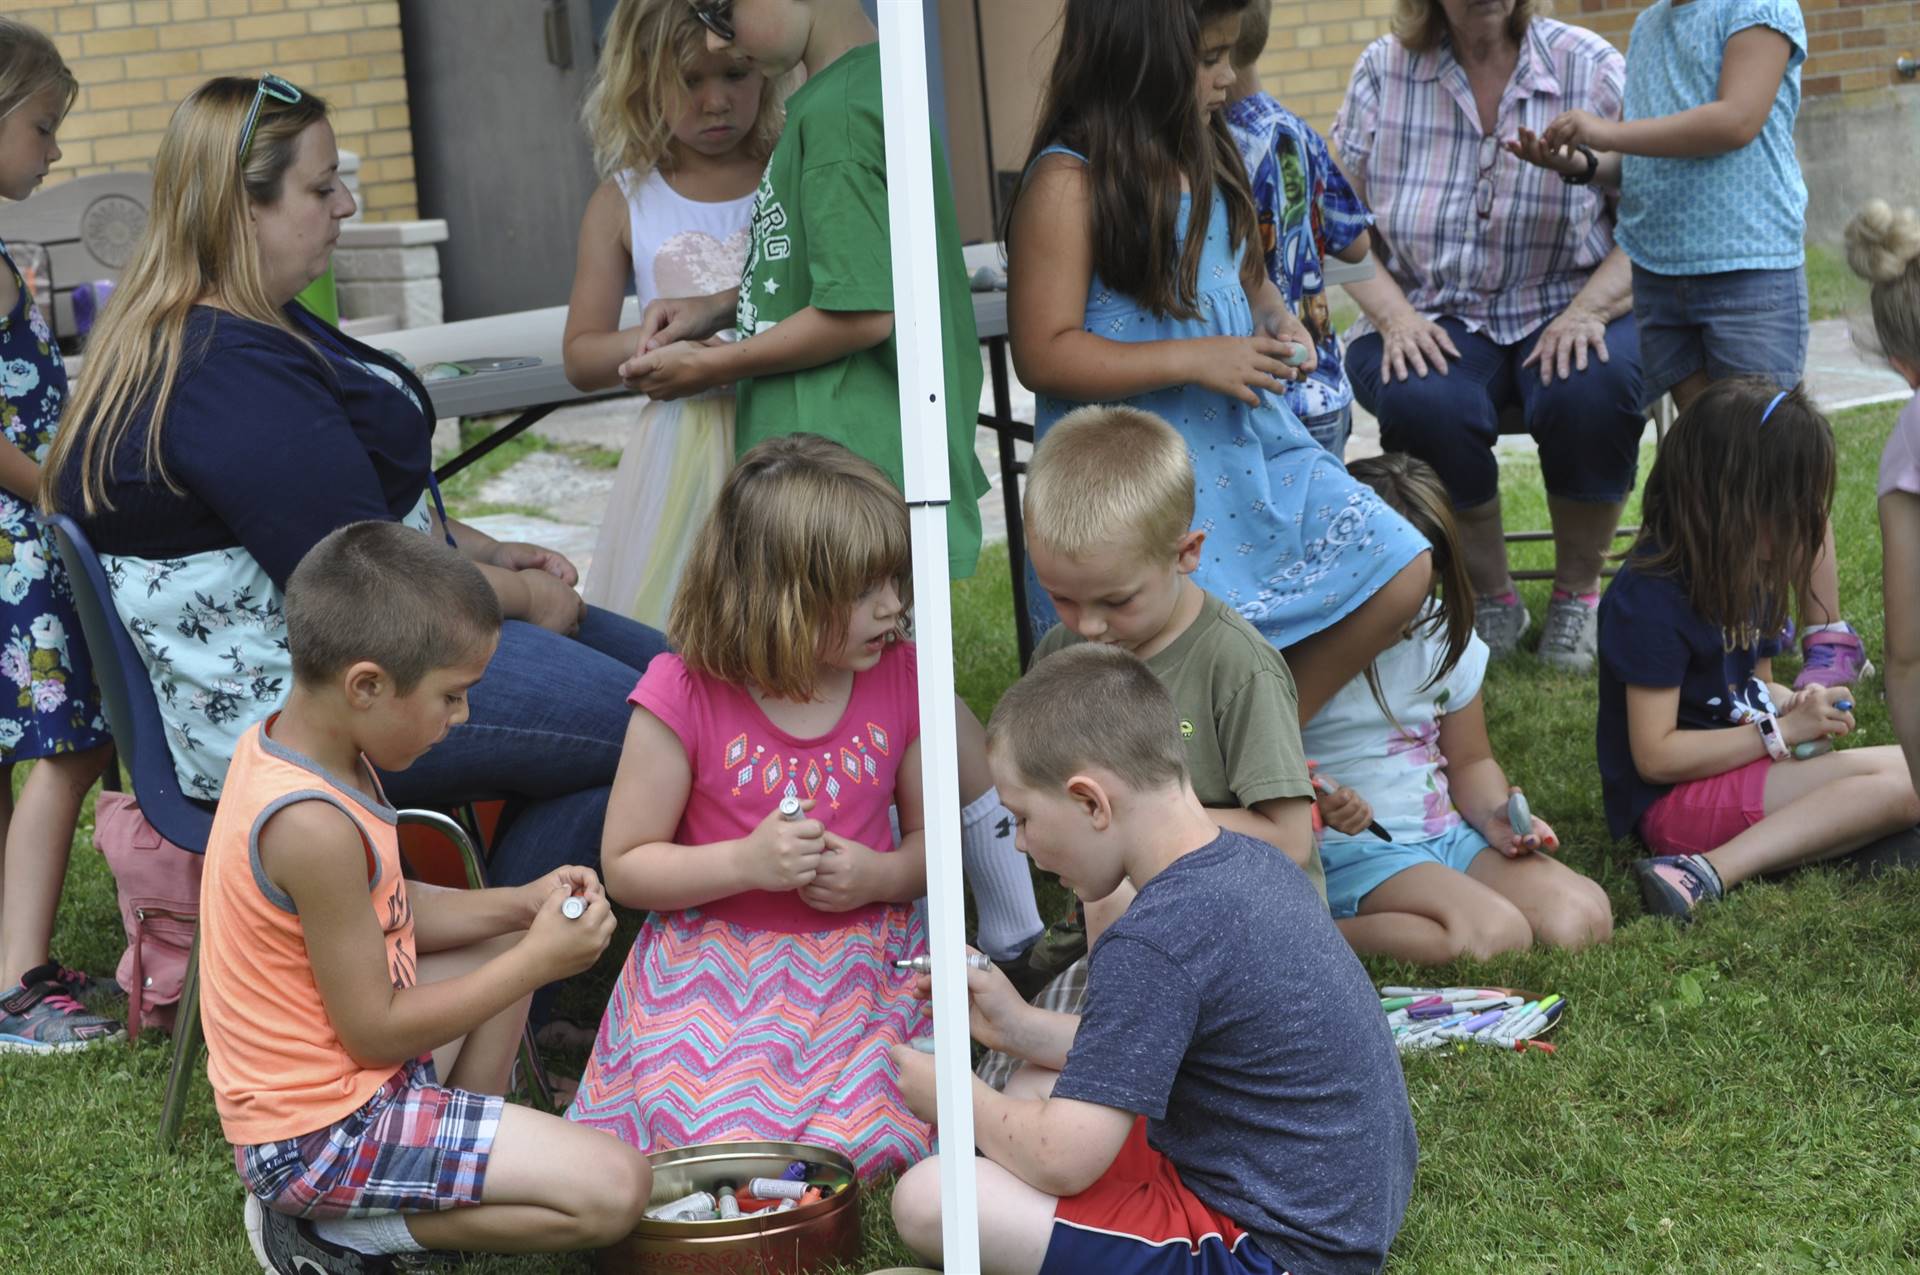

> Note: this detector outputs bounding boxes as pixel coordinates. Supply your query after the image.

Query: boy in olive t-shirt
[618,0,990,578]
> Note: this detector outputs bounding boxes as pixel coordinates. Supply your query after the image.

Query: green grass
[3,404,1913,1272]
[1807,241,1869,324]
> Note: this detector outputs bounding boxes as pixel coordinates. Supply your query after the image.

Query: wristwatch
[1756,713,1791,762]
[1559,143,1599,187]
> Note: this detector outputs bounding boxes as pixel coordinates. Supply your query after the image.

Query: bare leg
[1452,497,1512,598]
[1284,552,1433,724]
[893,1154,1059,1275]
[0,764,14,978]
[1,746,112,987]
[1802,519,1842,628]
[1700,746,1920,888]
[956,697,994,804]
[417,932,531,1094]
[1668,370,1712,411]
[403,1103,651,1253]
[1334,862,1534,964]
[1546,495,1626,596]
[1463,849,1613,950]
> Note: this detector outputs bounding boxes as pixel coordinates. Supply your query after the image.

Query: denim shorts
[1630,265,1808,409]
[1299,404,1354,459]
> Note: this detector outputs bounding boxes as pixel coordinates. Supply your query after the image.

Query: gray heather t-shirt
[1053,830,1416,1274]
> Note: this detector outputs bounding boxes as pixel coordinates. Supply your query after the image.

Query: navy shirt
[1597,553,1783,839]
[62,305,434,587]
[1054,830,1416,1275]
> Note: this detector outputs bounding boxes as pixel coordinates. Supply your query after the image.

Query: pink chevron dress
[566,644,932,1178]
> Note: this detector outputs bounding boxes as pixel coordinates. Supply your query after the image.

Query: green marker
[1381,996,1418,1012]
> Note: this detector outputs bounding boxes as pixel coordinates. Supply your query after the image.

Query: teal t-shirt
[1615,0,1806,276]
[734,43,989,578]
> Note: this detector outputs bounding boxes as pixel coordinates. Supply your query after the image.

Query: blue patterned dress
[0,242,108,761]
[1027,147,1427,648]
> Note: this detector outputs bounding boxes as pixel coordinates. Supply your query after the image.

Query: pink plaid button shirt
[1331,18,1624,346]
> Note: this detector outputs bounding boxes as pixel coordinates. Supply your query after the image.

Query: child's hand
[797,832,884,912]
[1184,335,1302,405]
[516,865,602,926]
[1313,781,1376,838]
[1779,684,1855,746]
[906,953,1030,1056]
[887,1039,939,1125]
[1254,305,1320,377]
[1485,787,1559,857]
[736,800,826,892]
[619,340,715,400]
[523,880,615,978]
[634,292,731,353]
[1541,109,1616,154]
[519,568,585,636]
[1504,126,1587,177]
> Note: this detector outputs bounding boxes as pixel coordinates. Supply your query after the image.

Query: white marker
[778,795,803,821]
[561,896,586,920]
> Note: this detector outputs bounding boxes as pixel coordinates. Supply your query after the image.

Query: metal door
[401,0,604,320]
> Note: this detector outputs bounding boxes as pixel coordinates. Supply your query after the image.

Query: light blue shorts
[1630,264,1808,410]
[1322,821,1493,919]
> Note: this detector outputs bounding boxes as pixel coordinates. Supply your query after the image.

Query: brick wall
[1259,0,1920,136]
[0,0,416,219]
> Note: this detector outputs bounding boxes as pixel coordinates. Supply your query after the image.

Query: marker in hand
[1308,765,1393,841]
[561,895,586,920]
[1791,696,1854,760]
[894,952,994,974]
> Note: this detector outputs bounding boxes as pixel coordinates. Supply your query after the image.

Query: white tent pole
[877,2,981,1271]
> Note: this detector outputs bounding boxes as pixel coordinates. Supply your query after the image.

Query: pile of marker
[1381,985,1563,1055]
[643,1159,847,1223]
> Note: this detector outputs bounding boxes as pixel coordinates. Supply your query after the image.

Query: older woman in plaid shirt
[1332,0,1644,676]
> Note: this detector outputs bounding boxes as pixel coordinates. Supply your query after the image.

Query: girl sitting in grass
[1598,378,1920,921]
[1304,454,1613,963]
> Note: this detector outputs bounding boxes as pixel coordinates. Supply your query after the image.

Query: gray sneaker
[245,1195,393,1274]
[1538,594,1599,672]
[1473,592,1530,660]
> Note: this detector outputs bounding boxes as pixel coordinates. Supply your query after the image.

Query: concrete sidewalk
[460,317,1911,579]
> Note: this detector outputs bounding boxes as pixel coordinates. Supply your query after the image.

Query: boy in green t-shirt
[618,0,990,579]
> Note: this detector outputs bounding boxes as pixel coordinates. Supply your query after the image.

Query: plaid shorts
[977,957,1090,1090]
[235,1056,503,1219]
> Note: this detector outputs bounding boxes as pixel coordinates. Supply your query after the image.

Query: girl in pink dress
[568,433,931,1178]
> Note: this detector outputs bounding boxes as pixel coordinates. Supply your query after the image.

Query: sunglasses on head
[237,72,302,164]
[688,0,734,43]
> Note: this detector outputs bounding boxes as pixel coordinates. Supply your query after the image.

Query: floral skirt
[0,497,107,762]
[566,904,932,1180]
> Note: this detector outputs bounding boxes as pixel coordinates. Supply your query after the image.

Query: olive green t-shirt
[1035,591,1324,899]
[733,43,989,578]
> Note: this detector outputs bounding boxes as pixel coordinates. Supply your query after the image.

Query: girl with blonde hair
[0,16,118,1055]
[562,0,778,627]
[571,433,935,1179]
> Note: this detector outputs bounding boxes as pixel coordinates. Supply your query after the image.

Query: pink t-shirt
[631,641,921,934]
[1879,395,1920,499]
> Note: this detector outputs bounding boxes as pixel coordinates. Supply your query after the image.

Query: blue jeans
[1346,313,1645,509]
[1300,404,1354,458]
[377,605,668,888]
[1630,265,1808,410]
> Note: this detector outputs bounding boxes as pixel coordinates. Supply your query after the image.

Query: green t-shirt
[734,43,989,578]
[1035,591,1325,898]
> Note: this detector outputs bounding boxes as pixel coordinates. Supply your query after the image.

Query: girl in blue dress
[0,20,118,1054]
[1007,0,1431,724]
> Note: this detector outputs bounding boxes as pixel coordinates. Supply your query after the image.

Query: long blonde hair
[0,17,76,125]
[581,0,779,180]
[1392,0,1545,54]
[42,77,330,516]
[669,434,911,703]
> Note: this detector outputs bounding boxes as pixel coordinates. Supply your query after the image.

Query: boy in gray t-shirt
[890,646,1417,1275]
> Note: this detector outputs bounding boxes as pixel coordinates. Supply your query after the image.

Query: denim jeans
[1300,404,1354,458]
[377,605,668,888]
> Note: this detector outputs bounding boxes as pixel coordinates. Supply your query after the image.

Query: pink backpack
[94,791,201,1040]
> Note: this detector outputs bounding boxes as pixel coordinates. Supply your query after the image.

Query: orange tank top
[199,716,417,1145]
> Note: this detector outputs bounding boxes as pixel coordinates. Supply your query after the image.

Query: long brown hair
[1009,0,1262,318]
[1632,379,1834,650]
[668,434,911,702]
[0,17,77,125]
[42,77,330,515]
[1348,453,1474,702]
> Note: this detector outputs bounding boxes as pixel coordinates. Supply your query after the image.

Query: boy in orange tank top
[199,522,650,1273]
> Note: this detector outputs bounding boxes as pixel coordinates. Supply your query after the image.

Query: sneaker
[1537,592,1599,673]
[0,977,125,1053]
[29,960,121,1003]
[245,1195,394,1275]
[1794,627,1874,690]
[993,911,1087,1002]
[1473,591,1529,660]
[1632,854,1724,922]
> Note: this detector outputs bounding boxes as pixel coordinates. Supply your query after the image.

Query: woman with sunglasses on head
[1331,0,1645,675]
[42,78,669,926]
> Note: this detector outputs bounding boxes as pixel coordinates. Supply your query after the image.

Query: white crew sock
[1804,621,1854,638]
[313,1212,425,1256]
[962,786,1044,960]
